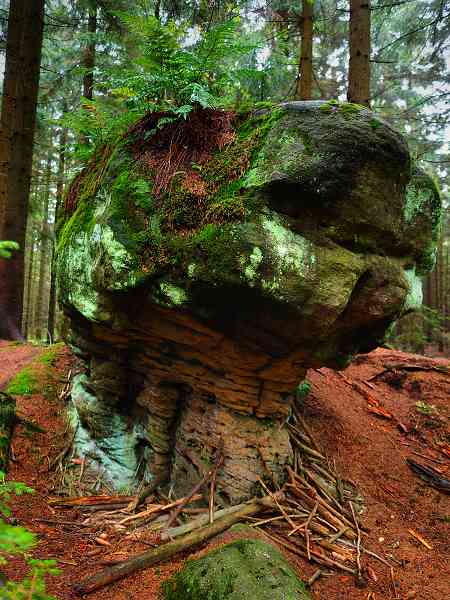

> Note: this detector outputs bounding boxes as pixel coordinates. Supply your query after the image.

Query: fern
[63,14,259,160]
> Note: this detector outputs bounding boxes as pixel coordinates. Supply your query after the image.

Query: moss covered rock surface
[55,100,442,497]
[163,537,311,600]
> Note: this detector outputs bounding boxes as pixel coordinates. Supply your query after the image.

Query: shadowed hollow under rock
[56,101,441,503]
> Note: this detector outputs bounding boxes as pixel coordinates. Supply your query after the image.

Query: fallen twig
[119,494,203,526]
[408,528,433,550]
[166,453,224,529]
[73,494,281,595]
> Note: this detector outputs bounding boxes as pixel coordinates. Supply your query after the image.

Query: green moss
[320,99,367,118]
[6,368,38,396]
[39,343,65,367]
[163,537,311,600]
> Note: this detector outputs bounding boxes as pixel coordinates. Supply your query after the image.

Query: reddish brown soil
[2,344,449,600]
[0,340,41,389]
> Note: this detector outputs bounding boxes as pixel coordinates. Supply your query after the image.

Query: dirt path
[0,340,42,389]
[3,345,449,599]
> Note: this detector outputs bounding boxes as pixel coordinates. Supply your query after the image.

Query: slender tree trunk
[36,157,52,341]
[0,0,44,340]
[436,233,444,353]
[22,207,35,337]
[48,120,68,342]
[347,0,371,106]
[83,7,97,101]
[295,1,313,100]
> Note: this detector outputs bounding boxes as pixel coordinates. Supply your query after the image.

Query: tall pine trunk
[347,0,371,106]
[48,120,68,342]
[36,157,52,341]
[295,1,313,100]
[0,0,44,340]
[83,7,97,100]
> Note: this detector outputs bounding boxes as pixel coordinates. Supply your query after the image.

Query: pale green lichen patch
[240,246,263,284]
[404,184,433,224]
[159,282,189,306]
[261,214,317,277]
[402,267,423,312]
[70,374,139,487]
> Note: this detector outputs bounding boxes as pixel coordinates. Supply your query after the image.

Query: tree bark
[0,392,16,472]
[0,0,44,340]
[0,0,25,238]
[48,113,68,342]
[22,212,35,338]
[295,1,314,100]
[347,0,371,106]
[83,6,97,101]
[36,157,52,341]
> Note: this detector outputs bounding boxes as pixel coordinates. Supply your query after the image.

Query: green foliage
[0,472,59,599]
[296,380,311,400]
[415,400,436,415]
[63,16,258,158]
[6,368,37,396]
[39,343,65,367]
[0,241,19,259]
[113,15,255,114]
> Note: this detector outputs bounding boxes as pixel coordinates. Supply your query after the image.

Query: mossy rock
[163,537,311,600]
[56,101,441,367]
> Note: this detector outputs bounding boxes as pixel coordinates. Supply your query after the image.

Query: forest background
[0,0,449,355]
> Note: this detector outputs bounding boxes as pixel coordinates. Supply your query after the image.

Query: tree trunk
[36,157,52,341]
[22,211,35,337]
[48,120,67,342]
[347,0,371,106]
[0,392,16,472]
[83,7,97,101]
[295,1,314,100]
[0,0,44,340]
[0,0,25,238]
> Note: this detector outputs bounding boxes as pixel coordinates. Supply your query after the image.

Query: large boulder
[56,101,441,500]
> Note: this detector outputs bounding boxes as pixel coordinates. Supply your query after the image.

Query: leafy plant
[415,400,436,415]
[0,472,59,599]
[63,15,258,157]
[112,15,255,114]
[0,241,19,259]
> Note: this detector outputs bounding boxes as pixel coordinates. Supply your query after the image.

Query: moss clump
[163,537,311,600]
[319,99,367,117]
[6,368,38,396]
[39,343,65,367]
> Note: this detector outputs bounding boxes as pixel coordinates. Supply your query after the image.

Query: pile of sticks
[52,402,393,595]
[250,403,379,582]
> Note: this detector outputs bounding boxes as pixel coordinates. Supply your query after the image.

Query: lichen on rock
[56,101,441,499]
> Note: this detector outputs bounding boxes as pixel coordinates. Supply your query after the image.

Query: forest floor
[1,341,449,600]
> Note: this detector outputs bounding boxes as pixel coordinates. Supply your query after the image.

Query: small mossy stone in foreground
[163,538,312,600]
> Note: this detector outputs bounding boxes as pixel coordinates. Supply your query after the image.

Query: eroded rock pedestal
[57,101,441,502]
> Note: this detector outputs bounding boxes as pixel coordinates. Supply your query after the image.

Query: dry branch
[73,494,281,595]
